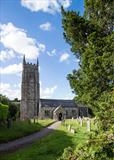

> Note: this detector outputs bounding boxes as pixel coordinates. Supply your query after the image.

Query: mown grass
[0,119,94,160]
[0,119,54,143]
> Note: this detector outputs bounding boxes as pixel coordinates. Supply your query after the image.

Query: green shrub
[58,147,75,160]
[0,103,9,125]
[8,102,19,120]
[0,94,9,105]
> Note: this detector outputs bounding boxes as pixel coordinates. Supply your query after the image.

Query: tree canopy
[61,0,114,110]
[61,0,114,159]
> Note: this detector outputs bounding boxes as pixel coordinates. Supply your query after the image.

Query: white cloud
[0,63,22,74]
[47,49,56,56]
[0,22,46,60]
[21,0,72,14]
[38,43,46,52]
[0,83,21,100]
[59,53,70,62]
[40,22,52,31]
[40,85,57,98]
[73,58,80,63]
[0,49,15,61]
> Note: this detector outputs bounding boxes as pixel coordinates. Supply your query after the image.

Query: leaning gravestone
[68,124,71,131]
[72,117,74,120]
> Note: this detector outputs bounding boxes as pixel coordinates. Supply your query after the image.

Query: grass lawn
[0,119,94,160]
[0,119,54,143]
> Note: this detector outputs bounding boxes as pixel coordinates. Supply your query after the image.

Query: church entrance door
[58,113,62,121]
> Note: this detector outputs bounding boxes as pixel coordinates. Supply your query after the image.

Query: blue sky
[0,0,84,100]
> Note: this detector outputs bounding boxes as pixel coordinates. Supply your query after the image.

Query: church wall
[79,107,88,117]
[20,101,27,120]
[40,107,55,119]
[64,107,79,119]
[40,106,79,119]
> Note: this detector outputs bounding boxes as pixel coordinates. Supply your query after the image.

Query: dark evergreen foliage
[61,0,114,159]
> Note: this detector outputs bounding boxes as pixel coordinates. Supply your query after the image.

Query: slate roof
[40,99,78,108]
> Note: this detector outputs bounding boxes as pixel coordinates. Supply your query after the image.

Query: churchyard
[0,118,96,160]
[0,119,54,143]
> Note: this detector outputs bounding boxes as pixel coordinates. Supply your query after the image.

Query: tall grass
[0,119,54,143]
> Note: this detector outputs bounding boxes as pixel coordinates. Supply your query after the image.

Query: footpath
[0,121,61,153]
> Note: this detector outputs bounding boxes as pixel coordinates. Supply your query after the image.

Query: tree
[0,94,10,105]
[61,1,114,109]
[8,103,18,121]
[0,103,8,126]
[0,95,9,126]
[0,94,20,127]
[13,98,20,102]
[61,0,114,159]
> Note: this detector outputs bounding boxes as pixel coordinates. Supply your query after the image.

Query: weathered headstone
[79,117,83,126]
[34,116,38,123]
[87,118,91,132]
[68,124,71,131]
[70,128,75,134]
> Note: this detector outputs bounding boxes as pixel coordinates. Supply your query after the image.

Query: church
[20,56,88,121]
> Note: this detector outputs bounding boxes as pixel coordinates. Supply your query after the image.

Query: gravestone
[70,128,75,134]
[68,125,71,131]
[87,118,91,132]
[79,117,83,126]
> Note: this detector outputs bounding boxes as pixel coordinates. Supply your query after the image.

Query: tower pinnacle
[23,55,26,65]
[37,57,39,66]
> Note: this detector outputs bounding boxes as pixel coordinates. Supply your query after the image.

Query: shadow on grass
[0,124,74,160]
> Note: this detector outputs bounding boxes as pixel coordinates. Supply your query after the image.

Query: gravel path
[0,121,61,153]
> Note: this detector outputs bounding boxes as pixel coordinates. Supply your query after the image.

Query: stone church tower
[20,56,40,120]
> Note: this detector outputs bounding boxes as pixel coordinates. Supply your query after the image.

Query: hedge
[0,103,9,124]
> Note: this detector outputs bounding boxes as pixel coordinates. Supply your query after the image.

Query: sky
[0,0,84,100]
